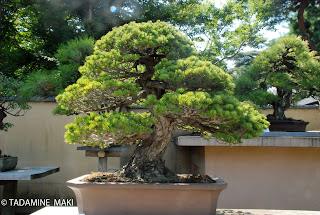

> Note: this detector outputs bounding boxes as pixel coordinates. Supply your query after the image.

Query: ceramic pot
[0,156,18,172]
[268,120,309,132]
[67,174,227,215]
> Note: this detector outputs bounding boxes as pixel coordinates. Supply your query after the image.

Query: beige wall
[203,146,320,211]
[0,102,98,200]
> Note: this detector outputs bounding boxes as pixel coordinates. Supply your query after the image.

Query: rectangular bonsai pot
[67,175,227,215]
[268,120,309,132]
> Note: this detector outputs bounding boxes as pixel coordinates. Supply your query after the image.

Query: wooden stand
[77,146,129,172]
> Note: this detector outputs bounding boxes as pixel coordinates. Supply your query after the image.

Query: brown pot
[67,175,227,215]
[268,120,309,132]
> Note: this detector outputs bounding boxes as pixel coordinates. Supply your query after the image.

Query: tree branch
[145,81,176,91]
[214,31,254,65]
[5,108,28,117]
[298,0,319,54]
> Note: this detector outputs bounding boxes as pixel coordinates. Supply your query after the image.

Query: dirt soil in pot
[82,172,217,183]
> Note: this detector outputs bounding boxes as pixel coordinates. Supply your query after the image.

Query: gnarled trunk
[270,104,287,120]
[120,116,176,182]
[269,89,291,120]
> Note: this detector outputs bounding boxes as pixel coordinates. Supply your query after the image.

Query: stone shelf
[176,132,320,147]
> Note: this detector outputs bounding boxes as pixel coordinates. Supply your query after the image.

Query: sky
[263,23,290,41]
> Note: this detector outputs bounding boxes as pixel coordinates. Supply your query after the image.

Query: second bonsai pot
[0,156,18,172]
[268,120,309,132]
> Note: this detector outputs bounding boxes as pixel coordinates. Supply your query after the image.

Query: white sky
[263,23,290,41]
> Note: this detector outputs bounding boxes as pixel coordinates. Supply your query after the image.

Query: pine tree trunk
[119,116,176,182]
[269,89,291,120]
[297,0,319,54]
[271,104,287,120]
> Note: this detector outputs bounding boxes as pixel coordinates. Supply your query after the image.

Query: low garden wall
[176,134,320,211]
[0,101,319,212]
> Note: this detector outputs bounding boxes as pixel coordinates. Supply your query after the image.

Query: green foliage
[56,75,142,113]
[236,35,320,119]
[0,73,30,131]
[94,21,195,60]
[154,56,234,94]
[146,91,269,144]
[288,1,320,52]
[20,70,60,99]
[0,74,29,109]
[170,0,271,64]
[16,1,81,55]
[57,21,269,148]
[0,0,40,79]
[0,0,80,80]
[229,50,260,80]
[54,36,95,90]
[246,0,319,54]
[21,37,95,100]
[1,0,281,83]
[52,105,76,116]
[65,112,156,148]
[61,0,211,39]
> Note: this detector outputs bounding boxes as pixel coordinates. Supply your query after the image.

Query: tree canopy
[57,21,269,148]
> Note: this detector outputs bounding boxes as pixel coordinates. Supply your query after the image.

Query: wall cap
[176,132,320,147]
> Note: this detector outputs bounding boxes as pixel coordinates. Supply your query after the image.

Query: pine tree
[236,35,320,120]
[57,21,269,181]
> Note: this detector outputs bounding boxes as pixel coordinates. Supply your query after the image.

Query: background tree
[169,0,272,66]
[21,36,95,98]
[235,35,320,121]
[2,0,281,79]
[228,50,260,80]
[0,0,38,79]
[251,0,320,54]
[288,0,320,54]
[57,21,269,181]
[0,73,29,131]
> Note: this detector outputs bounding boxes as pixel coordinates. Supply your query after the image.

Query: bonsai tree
[57,21,269,182]
[0,73,30,131]
[236,35,320,121]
